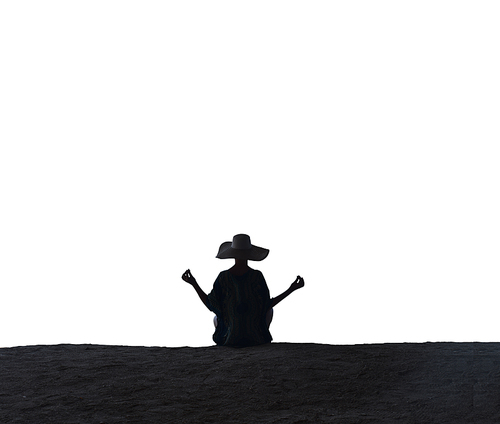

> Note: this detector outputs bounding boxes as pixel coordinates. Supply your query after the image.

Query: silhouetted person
[182,234,304,347]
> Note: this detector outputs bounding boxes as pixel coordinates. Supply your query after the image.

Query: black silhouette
[182,234,304,347]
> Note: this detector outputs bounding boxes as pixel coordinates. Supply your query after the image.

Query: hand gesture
[182,269,197,286]
[290,275,305,292]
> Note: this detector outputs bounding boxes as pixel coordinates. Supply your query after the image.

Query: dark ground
[1,342,499,423]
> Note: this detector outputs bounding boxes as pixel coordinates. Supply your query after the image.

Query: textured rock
[1,342,499,423]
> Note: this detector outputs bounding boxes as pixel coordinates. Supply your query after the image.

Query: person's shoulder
[251,268,265,279]
[216,270,231,281]
[213,271,229,290]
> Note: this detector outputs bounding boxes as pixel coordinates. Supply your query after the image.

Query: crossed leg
[214,308,274,329]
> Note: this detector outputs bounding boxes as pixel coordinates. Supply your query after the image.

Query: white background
[1,2,499,348]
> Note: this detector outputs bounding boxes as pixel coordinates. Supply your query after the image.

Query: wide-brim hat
[216,234,269,261]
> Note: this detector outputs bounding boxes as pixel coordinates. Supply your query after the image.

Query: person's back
[208,268,272,347]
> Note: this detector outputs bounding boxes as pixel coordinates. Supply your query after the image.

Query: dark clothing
[207,269,272,347]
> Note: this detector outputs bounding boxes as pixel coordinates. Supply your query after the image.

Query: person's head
[216,234,269,262]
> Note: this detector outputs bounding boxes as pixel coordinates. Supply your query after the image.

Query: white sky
[1,2,499,348]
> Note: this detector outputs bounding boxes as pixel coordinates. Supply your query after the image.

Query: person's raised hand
[290,276,305,292]
[182,269,197,286]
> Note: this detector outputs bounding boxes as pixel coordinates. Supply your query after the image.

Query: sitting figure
[182,234,305,347]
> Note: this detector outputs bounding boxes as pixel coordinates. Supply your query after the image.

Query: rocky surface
[1,342,499,423]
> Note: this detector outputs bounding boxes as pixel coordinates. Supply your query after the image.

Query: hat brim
[216,242,269,261]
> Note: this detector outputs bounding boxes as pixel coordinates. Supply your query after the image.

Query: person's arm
[182,269,210,309]
[269,276,305,309]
